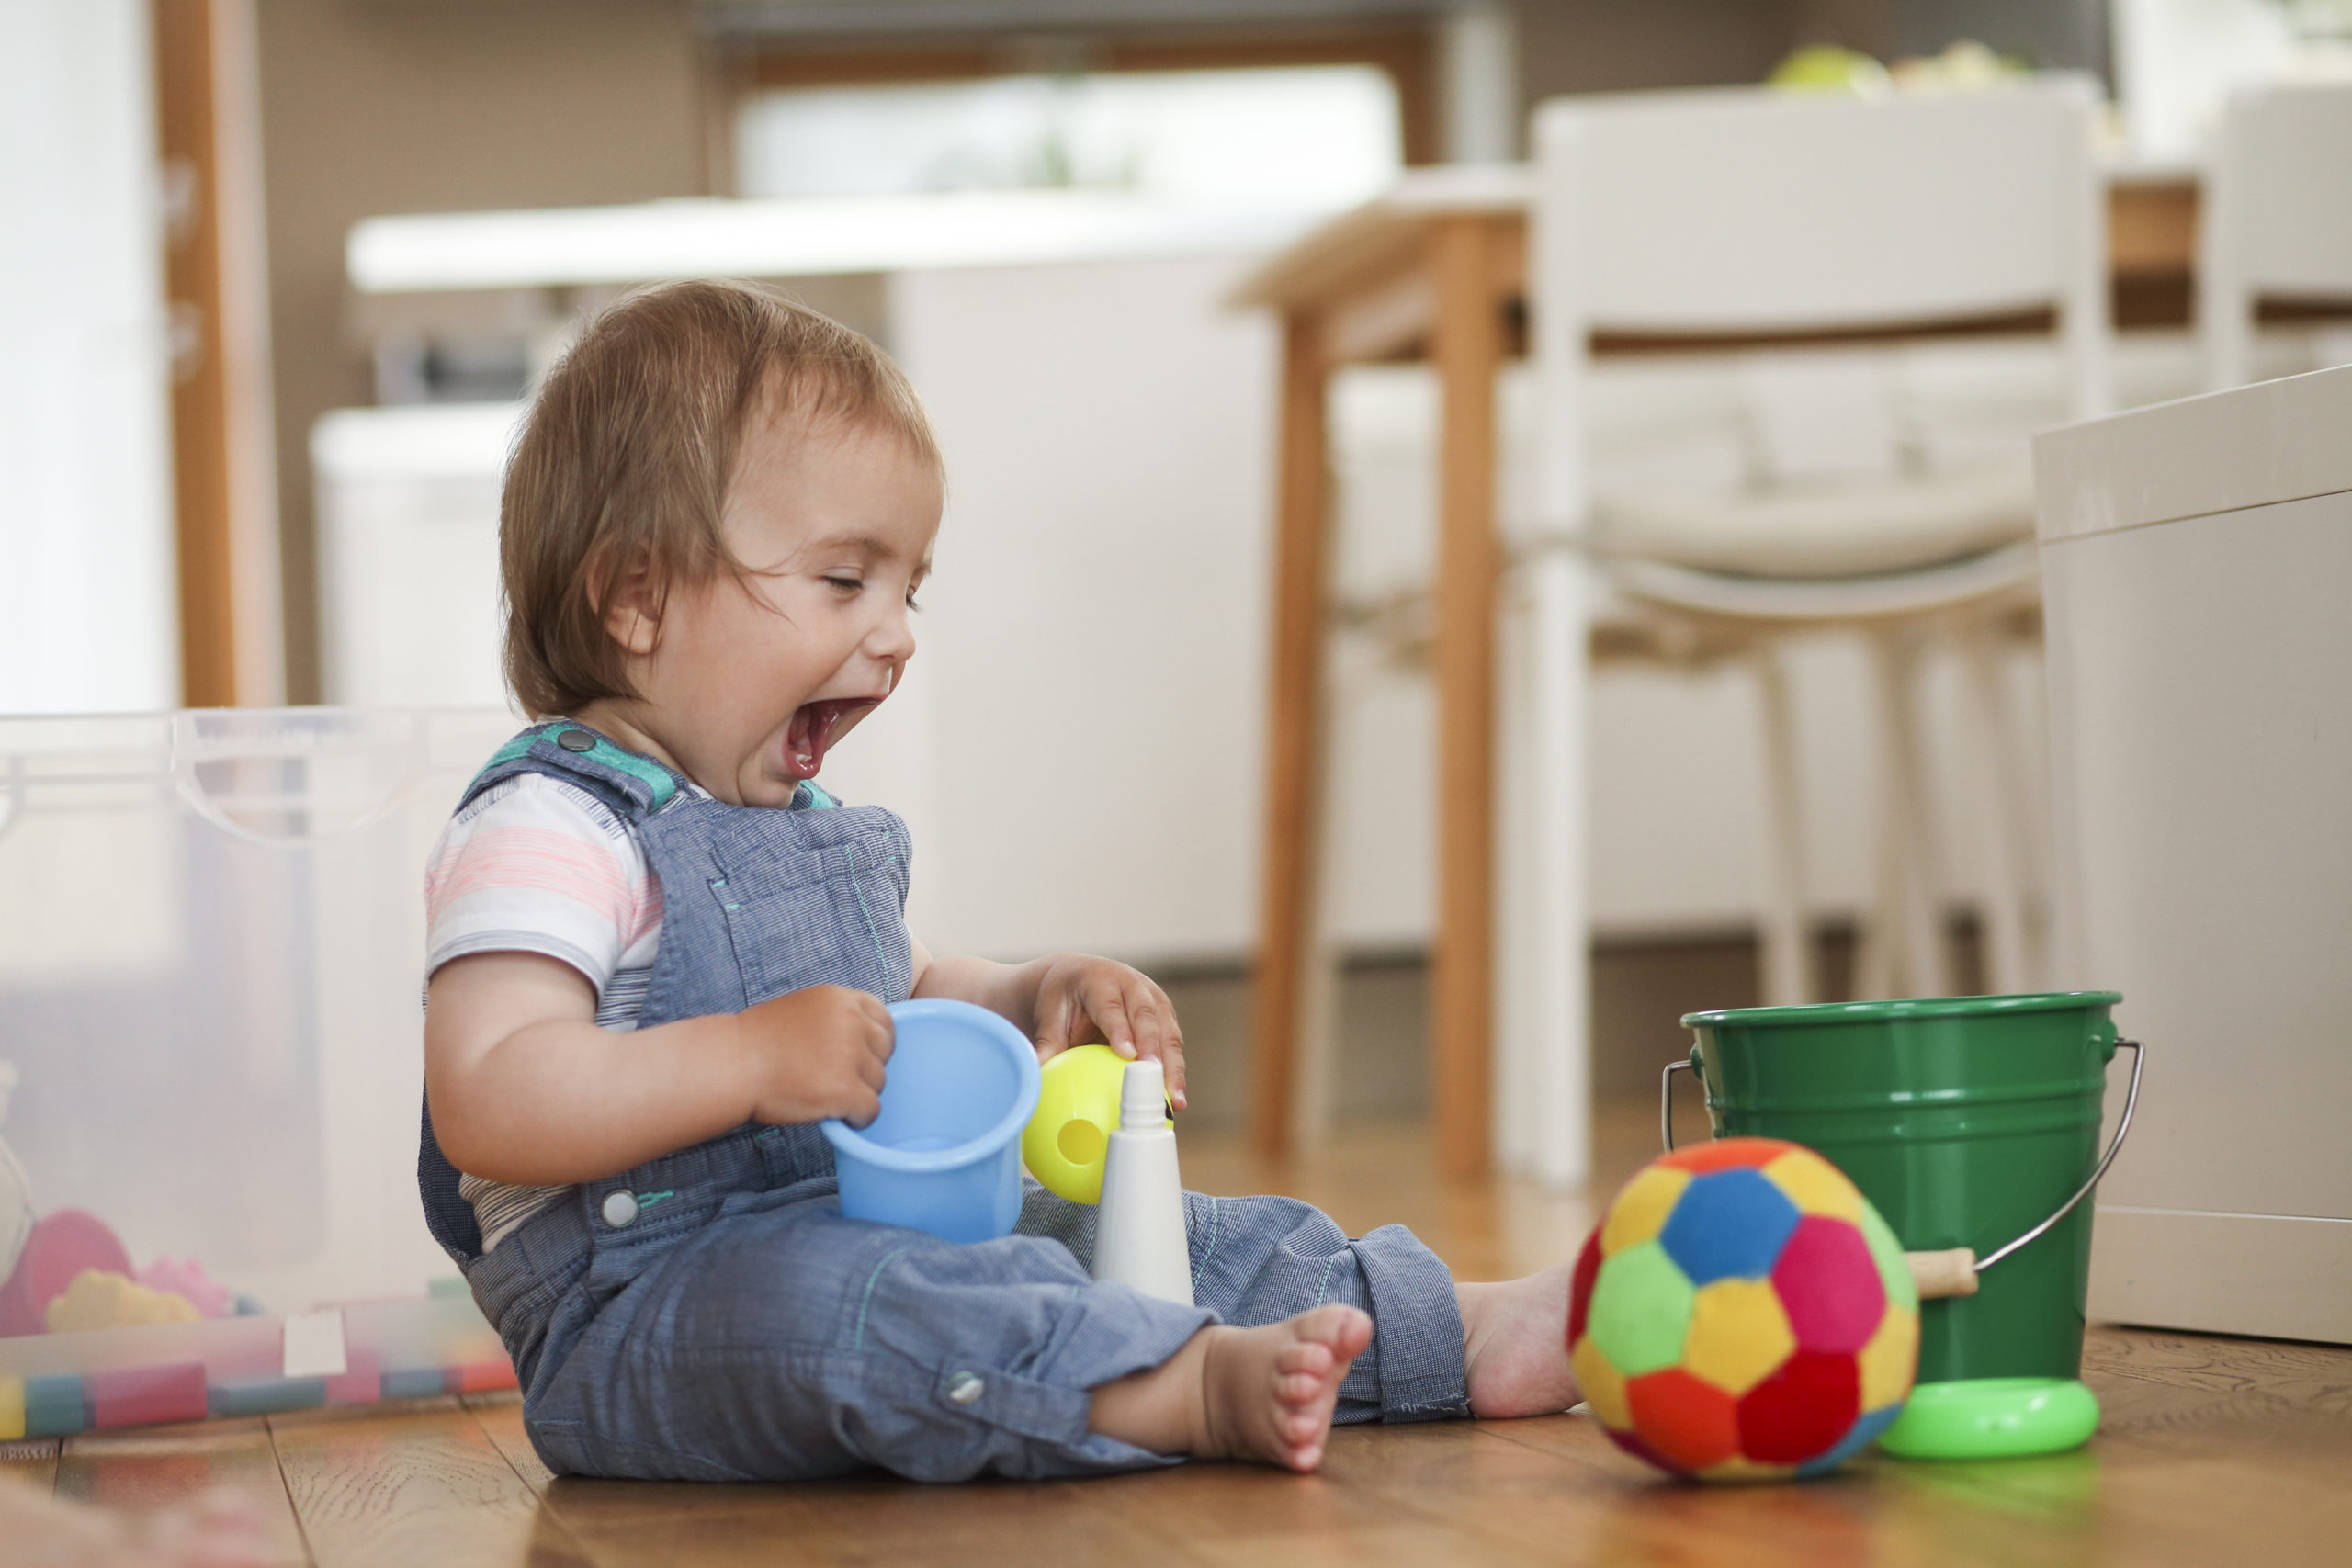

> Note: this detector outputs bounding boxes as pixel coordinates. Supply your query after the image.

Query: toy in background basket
[1568,1137,1919,1481]
[0,1063,259,1341]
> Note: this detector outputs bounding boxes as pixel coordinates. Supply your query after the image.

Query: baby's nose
[870,608,917,665]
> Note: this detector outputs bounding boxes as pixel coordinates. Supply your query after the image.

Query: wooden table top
[1229,164,1535,314]
[1231,160,2205,360]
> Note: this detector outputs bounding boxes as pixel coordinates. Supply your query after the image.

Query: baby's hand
[737,984,894,1128]
[1030,955,1188,1111]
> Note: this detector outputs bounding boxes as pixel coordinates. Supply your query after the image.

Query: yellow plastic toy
[1023,1044,1171,1204]
[45,1269,198,1333]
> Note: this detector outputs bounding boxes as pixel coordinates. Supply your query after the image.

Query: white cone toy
[1089,1060,1193,1305]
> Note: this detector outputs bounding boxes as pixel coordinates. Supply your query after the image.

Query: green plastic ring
[1878,1377,2100,1461]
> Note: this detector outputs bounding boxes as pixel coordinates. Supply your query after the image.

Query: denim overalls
[420,721,1469,1483]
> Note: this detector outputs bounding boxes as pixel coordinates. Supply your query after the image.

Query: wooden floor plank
[1068,1434,1505,1567]
[1182,1123,1611,1283]
[465,1391,1207,1568]
[1466,1334,2352,1568]
[2060,1326,2352,1567]
[1381,1418,1923,1568]
[2,1436,61,1490]
[463,1393,556,1492]
[53,1416,310,1564]
[269,1396,597,1568]
[1169,1419,1616,1566]
[1480,1415,2176,1568]
[554,1478,1209,1568]
[2084,1324,2352,1465]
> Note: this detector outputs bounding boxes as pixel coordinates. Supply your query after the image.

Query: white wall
[0,0,179,714]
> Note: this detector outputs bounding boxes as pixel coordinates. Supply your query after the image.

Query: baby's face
[628,413,940,807]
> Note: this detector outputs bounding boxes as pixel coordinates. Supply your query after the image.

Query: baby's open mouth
[785,698,876,781]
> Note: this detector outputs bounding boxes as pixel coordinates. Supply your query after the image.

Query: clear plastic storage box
[0,708,523,1437]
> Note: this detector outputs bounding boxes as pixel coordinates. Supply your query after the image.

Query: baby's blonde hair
[501,279,938,719]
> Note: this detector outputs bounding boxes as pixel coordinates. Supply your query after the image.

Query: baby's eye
[905,589,923,612]
[822,574,862,593]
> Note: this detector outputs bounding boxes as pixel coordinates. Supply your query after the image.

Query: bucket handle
[1660,1058,1696,1154]
[1660,1039,2146,1288]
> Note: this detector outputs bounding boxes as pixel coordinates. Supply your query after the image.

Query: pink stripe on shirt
[426,823,650,933]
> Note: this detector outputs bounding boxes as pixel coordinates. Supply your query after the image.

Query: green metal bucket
[1669,993,2142,1386]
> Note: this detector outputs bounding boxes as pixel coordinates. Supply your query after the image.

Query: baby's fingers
[862,996,896,1061]
[1123,979,1187,1110]
[1031,983,1088,1061]
[839,1082,883,1129]
[1076,973,1137,1059]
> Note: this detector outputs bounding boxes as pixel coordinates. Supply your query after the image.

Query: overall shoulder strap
[423,721,691,1265]
[462,720,685,823]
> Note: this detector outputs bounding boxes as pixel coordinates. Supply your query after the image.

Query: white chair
[1498,79,2111,1179]
[2200,80,2352,390]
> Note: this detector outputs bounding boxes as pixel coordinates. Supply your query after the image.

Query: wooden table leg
[1430,216,1504,1178]
[1250,311,1332,1158]
[153,0,282,705]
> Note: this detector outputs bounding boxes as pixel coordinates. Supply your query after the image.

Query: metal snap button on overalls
[601,1190,639,1228]
[558,728,596,752]
[946,1371,985,1405]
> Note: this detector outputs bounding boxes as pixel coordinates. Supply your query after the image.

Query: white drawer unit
[2036,362,2352,1344]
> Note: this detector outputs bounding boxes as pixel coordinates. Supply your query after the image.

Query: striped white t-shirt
[424,771,701,1250]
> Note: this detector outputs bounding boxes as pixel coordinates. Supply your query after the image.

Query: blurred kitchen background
[7,0,2351,1168]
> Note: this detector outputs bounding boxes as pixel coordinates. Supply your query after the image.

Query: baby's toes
[1304,1303,1373,1356]
[1275,1369,1329,1406]
[1279,1416,1326,1461]
[1276,1337,1336,1378]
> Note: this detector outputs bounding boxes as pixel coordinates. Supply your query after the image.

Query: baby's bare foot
[1198,1304,1373,1472]
[1459,1259,1583,1418]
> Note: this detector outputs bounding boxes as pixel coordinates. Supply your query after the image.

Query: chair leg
[1856,632,1903,999]
[2009,634,2056,990]
[1493,584,1536,1174]
[1291,648,1348,1154]
[1864,626,1948,998]
[1960,622,2031,996]
[1493,548,1591,1187]
[1750,640,1813,1006]
[1526,548,1592,1188]
[1293,920,1341,1154]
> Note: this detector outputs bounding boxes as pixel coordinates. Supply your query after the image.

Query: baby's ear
[591,546,663,657]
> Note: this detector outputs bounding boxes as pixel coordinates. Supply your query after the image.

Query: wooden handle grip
[1905,1247,1979,1300]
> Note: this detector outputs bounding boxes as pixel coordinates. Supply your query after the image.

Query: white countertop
[346,189,1342,294]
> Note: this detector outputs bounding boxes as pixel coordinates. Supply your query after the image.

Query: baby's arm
[425,953,892,1186]
[909,936,1189,1111]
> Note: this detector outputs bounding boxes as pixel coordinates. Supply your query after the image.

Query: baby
[421,280,1579,1483]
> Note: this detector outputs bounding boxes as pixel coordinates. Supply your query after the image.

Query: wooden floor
[7,1113,2349,1567]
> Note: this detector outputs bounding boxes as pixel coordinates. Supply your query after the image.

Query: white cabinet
[2037,362,2352,1344]
[311,403,521,714]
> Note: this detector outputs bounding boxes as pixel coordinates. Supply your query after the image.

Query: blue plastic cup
[820,998,1042,1244]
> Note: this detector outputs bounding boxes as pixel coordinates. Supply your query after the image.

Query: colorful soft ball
[1567,1136,1918,1481]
